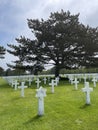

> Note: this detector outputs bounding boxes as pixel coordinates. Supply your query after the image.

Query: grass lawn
[0,77,98,130]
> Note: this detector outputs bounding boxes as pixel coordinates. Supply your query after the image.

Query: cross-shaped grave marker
[18,82,28,97]
[84,76,87,83]
[82,82,93,104]
[35,78,41,88]
[11,80,16,87]
[14,80,19,90]
[43,77,47,84]
[36,86,47,116]
[28,78,32,86]
[49,79,57,93]
[73,78,79,90]
[55,77,59,86]
[69,77,74,84]
[92,77,97,87]
[48,77,50,82]
[7,79,13,86]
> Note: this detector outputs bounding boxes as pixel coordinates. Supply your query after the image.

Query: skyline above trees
[7,10,98,76]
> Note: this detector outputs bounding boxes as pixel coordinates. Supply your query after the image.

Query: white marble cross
[48,77,50,82]
[92,77,97,87]
[36,86,47,116]
[7,78,12,86]
[69,75,74,84]
[55,77,59,85]
[35,78,41,88]
[11,80,16,87]
[82,82,93,104]
[43,77,47,84]
[18,82,28,97]
[73,78,79,90]
[84,76,87,83]
[69,77,74,84]
[14,80,19,90]
[49,80,57,93]
[28,78,32,86]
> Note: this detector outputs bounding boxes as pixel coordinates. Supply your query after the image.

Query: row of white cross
[3,75,97,116]
[3,73,98,89]
[69,77,95,105]
[36,81,94,116]
[69,77,97,90]
[4,75,97,98]
[6,77,59,97]
[3,73,98,80]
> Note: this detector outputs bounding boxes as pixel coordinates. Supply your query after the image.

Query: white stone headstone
[73,78,79,90]
[92,77,97,87]
[14,80,19,90]
[82,82,93,104]
[11,80,16,87]
[48,77,50,82]
[55,77,59,86]
[69,76,74,84]
[35,78,41,88]
[84,76,87,83]
[36,86,47,116]
[43,77,47,84]
[49,80,57,93]
[18,82,28,97]
[28,78,32,86]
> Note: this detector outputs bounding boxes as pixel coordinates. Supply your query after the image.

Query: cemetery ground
[0,77,98,130]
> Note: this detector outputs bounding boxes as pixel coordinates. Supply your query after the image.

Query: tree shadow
[80,104,91,109]
[72,89,78,91]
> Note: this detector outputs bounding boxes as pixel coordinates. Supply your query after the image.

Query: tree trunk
[55,65,60,77]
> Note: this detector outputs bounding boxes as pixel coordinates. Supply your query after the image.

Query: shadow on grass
[72,89,79,91]
[24,115,43,124]
[80,104,91,109]
[46,91,54,95]
[11,97,22,101]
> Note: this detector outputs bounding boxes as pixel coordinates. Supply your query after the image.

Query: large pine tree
[7,10,98,76]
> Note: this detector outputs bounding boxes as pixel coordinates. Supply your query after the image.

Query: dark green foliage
[7,37,44,75]
[0,67,5,76]
[59,76,69,81]
[27,10,98,76]
[7,10,98,76]
[0,46,5,59]
[4,68,26,76]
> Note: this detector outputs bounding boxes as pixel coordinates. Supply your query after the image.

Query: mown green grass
[0,77,98,130]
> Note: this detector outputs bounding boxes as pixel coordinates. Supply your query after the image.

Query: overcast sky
[0,0,98,70]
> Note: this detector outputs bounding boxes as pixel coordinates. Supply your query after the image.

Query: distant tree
[4,67,25,76]
[0,46,6,59]
[5,68,11,76]
[7,38,44,75]
[0,67,4,76]
[7,10,98,76]
[7,61,27,75]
